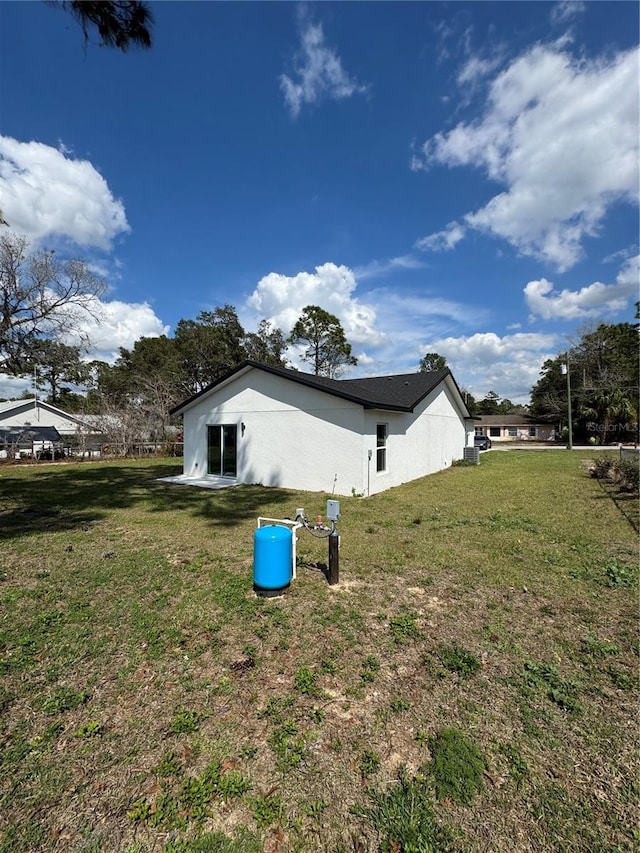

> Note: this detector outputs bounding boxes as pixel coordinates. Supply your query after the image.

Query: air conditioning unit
[463,447,480,464]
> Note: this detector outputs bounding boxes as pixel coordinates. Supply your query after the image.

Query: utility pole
[561,357,573,450]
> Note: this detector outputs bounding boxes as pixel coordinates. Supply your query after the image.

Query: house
[0,425,64,459]
[171,361,474,496]
[0,399,102,454]
[474,414,555,442]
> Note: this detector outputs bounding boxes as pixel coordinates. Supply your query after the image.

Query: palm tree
[581,389,637,442]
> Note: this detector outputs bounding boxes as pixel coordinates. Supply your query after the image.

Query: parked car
[474,434,492,450]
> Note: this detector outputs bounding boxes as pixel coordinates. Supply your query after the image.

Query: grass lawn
[1,451,638,853]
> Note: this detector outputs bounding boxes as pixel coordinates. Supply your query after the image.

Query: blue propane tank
[253,525,292,593]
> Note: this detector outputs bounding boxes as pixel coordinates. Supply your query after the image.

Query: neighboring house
[474,415,555,442]
[171,360,474,496]
[0,425,64,459]
[0,399,102,453]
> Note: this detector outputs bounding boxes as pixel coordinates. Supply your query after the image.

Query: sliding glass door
[207,424,237,477]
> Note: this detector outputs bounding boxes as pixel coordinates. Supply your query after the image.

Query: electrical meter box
[326,500,340,521]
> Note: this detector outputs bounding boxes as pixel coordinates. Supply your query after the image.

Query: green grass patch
[357,766,454,852]
[518,661,582,713]
[389,612,422,644]
[171,708,201,734]
[428,728,487,806]
[435,642,482,677]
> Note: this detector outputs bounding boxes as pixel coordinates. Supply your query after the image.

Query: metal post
[328,529,339,585]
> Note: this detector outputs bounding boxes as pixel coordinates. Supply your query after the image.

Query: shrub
[590,456,612,479]
[613,459,639,492]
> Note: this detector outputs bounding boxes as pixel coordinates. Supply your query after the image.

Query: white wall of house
[182,369,365,495]
[0,401,85,436]
[362,378,467,495]
[182,369,468,496]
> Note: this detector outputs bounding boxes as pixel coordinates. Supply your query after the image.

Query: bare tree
[0,232,106,375]
[90,400,148,457]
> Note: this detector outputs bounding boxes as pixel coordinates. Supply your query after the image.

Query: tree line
[2,232,637,447]
[529,311,639,444]
[418,353,528,417]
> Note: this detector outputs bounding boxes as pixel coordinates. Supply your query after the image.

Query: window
[508,427,518,437]
[529,427,537,437]
[376,423,387,472]
[475,427,485,436]
[207,424,237,476]
[489,427,500,437]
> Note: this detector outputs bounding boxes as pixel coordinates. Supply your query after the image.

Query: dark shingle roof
[338,369,451,409]
[172,361,468,416]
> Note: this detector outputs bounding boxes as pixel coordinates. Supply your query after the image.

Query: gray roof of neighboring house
[0,425,62,444]
[0,398,82,420]
[475,415,543,425]
[171,360,471,416]
[0,399,31,415]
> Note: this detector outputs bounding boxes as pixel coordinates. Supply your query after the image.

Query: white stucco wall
[363,377,468,495]
[181,369,470,496]
[182,369,366,496]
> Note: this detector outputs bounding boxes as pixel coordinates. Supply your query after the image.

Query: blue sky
[1,0,638,403]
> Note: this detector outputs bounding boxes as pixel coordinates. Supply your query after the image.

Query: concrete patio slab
[158,474,239,490]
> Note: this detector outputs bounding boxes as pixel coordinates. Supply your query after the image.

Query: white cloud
[246,262,488,376]
[280,20,367,118]
[246,262,486,375]
[457,53,503,87]
[65,298,170,363]
[0,136,129,249]
[550,1,586,25]
[616,253,640,287]
[0,374,35,401]
[424,331,559,402]
[415,221,466,252]
[246,263,386,354]
[353,254,426,281]
[524,254,640,320]
[416,44,639,270]
[334,285,490,377]
[244,262,549,401]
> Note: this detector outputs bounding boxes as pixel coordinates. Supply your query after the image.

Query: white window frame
[376,423,388,473]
